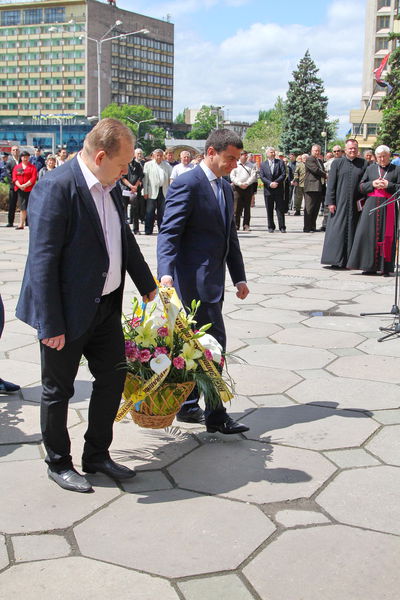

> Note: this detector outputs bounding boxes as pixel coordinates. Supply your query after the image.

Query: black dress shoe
[48,468,93,493]
[206,415,249,435]
[280,228,286,233]
[318,226,326,232]
[81,458,136,480]
[5,223,13,227]
[176,406,205,423]
[268,228,274,233]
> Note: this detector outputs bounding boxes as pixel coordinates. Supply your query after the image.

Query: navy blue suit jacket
[157,165,246,304]
[260,159,286,198]
[16,157,155,342]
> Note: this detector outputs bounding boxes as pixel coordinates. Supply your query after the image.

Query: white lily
[198,333,222,363]
[150,354,171,375]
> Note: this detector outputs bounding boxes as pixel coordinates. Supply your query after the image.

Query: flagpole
[353,83,377,139]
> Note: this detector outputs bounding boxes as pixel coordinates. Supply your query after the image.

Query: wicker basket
[123,373,195,429]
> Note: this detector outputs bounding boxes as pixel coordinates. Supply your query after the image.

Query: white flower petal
[149,355,171,374]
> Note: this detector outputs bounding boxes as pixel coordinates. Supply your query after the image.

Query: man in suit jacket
[142,149,172,235]
[16,119,157,493]
[303,144,326,232]
[260,147,287,232]
[157,129,250,435]
[5,145,20,227]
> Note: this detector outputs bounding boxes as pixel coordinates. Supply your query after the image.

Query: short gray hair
[375,145,390,155]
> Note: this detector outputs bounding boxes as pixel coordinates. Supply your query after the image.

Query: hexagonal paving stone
[316,466,400,535]
[288,375,400,410]
[243,525,400,600]
[260,296,335,311]
[74,489,275,577]
[12,534,71,562]
[229,306,304,324]
[327,355,400,383]
[0,399,79,444]
[177,574,254,600]
[236,344,335,371]
[69,421,199,471]
[357,336,400,358]
[288,288,357,301]
[0,460,120,534]
[227,364,301,396]
[224,316,281,339]
[167,440,335,503]
[0,557,179,599]
[314,279,375,291]
[304,315,386,333]
[241,405,378,450]
[0,359,41,387]
[270,326,364,349]
[366,425,400,465]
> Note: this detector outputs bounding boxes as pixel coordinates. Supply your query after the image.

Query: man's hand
[160,275,173,287]
[142,288,157,303]
[240,183,249,189]
[270,181,278,189]
[41,334,65,351]
[328,204,336,214]
[236,282,249,300]
[143,194,148,199]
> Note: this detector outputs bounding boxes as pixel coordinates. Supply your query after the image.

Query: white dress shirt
[170,162,194,181]
[77,153,122,295]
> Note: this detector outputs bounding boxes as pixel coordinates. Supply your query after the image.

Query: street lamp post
[125,116,156,147]
[321,131,327,155]
[83,24,149,120]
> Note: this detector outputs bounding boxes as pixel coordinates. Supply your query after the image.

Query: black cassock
[347,163,400,274]
[321,157,367,267]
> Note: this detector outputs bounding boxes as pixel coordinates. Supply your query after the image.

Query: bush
[0,182,9,211]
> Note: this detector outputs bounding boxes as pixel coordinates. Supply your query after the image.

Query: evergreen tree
[377,33,400,150]
[281,50,328,154]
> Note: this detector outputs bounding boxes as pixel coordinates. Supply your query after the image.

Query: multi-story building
[349,0,398,150]
[0,0,174,150]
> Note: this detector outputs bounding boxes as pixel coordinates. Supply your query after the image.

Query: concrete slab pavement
[1,199,399,599]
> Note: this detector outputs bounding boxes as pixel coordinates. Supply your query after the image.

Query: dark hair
[205,128,243,153]
[20,150,30,157]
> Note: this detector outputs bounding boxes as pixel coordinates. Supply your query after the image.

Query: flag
[374,52,393,93]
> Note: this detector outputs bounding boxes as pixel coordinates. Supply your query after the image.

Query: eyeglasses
[333,150,342,153]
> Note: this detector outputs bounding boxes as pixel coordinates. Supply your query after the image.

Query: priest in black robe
[321,139,367,268]
[347,145,400,276]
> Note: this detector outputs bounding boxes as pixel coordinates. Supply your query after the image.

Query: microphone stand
[360,188,400,342]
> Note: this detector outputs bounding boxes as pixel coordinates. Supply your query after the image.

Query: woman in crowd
[38,154,57,179]
[348,145,400,276]
[12,150,37,230]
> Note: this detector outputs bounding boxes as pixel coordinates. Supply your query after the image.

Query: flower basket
[123,372,195,429]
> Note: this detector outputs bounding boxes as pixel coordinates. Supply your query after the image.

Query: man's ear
[94,150,106,166]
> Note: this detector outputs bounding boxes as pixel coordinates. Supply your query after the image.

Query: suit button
[102,272,107,278]
[95,298,101,303]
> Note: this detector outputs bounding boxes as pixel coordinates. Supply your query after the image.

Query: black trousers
[303,191,322,232]
[234,187,253,228]
[264,192,286,230]
[8,187,18,226]
[145,188,165,234]
[40,291,126,471]
[179,299,227,425]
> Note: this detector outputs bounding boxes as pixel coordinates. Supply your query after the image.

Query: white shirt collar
[200,160,220,183]
[77,152,116,194]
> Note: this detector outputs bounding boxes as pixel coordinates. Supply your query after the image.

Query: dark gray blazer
[16,157,155,342]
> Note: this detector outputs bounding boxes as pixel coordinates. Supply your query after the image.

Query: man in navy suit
[157,129,250,434]
[260,147,287,232]
[16,119,157,492]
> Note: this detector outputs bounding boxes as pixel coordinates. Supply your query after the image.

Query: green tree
[244,97,285,153]
[190,105,217,139]
[174,108,187,124]
[377,32,400,150]
[281,50,328,153]
[101,104,165,155]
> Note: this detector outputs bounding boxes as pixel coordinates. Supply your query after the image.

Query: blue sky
[118,0,366,134]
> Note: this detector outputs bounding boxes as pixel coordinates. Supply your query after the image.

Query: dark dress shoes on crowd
[206,415,250,435]
[0,378,20,393]
[48,468,93,493]
[82,457,136,480]
[176,405,205,423]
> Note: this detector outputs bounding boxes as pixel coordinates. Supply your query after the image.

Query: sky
[117,0,366,135]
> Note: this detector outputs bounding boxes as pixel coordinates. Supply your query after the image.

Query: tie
[215,178,226,226]
[269,160,274,174]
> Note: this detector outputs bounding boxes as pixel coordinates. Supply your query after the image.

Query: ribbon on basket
[115,286,232,421]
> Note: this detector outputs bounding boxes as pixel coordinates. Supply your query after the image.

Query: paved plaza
[1,198,400,599]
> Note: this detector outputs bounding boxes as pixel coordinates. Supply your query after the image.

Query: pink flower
[157,326,169,337]
[219,356,225,368]
[130,317,141,328]
[173,356,185,369]
[204,349,213,361]
[125,341,139,360]
[154,346,168,356]
[139,349,152,363]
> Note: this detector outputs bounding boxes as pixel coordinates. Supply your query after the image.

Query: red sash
[368,190,394,261]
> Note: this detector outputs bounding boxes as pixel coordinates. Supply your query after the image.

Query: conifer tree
[377,33,400,151]
[281,50,328,153]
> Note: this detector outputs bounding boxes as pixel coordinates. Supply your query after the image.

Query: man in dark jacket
[303,144,326,232]
[260,147,287,232]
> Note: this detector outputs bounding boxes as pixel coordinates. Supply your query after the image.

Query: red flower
[157,326,169,337]
[154,346,168,356]
[173,356,185,369]
[139,349,152,363]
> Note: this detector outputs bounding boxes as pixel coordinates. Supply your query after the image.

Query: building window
[24,8,43,25]
[44,7,65,24]
[377,15,390,30]
[1,10,21,26]
[378,0,391,8]
[367,124,377,135]
[376,37,389,51]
